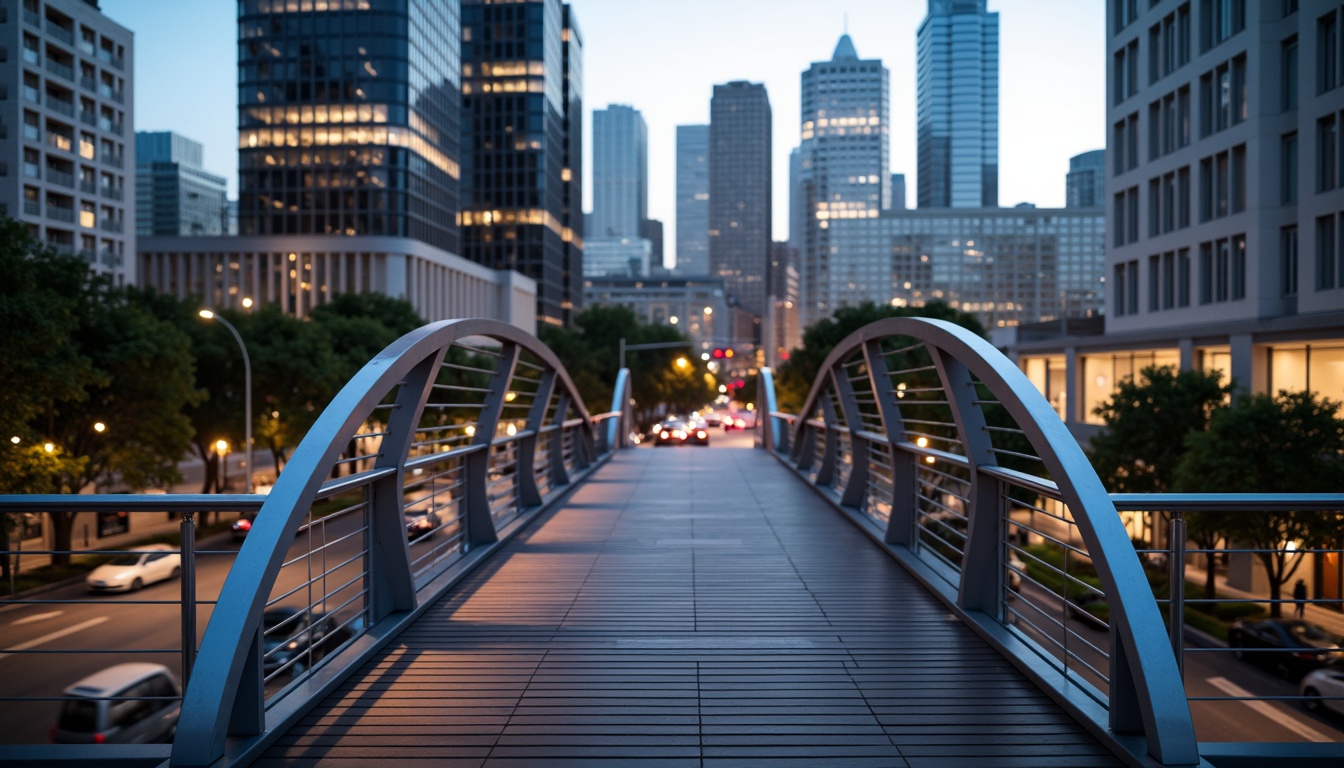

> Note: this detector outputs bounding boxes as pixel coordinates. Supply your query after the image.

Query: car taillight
[94,733,105,744]
[236,519,251,531]
[1293,651,1319,660]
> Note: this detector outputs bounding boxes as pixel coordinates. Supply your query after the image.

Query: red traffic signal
[712,348,724,359]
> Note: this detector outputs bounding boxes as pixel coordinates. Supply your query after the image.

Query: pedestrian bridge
[2,318,1341,768]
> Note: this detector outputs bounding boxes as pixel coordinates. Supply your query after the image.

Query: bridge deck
[255,439,1122,767]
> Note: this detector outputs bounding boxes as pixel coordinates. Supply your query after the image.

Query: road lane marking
[0,616,109,661]
[12,611,64,626]
[1205,676,1334,742]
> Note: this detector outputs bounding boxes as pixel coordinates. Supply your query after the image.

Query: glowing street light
[199,310,253,493]
[93,422,106,433]
[675,357,689,369]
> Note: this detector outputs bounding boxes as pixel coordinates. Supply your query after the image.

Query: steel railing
[0,319,633,767]
[758,318,1344,767]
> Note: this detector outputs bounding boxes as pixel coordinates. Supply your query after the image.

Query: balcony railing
[46,22,74,46]
[44,167,74,188]
[45,58,73,82]
[44,94,74,117]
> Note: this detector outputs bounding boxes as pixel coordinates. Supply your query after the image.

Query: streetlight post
[199,310,253,493]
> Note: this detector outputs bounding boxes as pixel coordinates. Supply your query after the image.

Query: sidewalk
[1192,570,1344,638]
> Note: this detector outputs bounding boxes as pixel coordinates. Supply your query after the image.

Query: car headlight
[286,640,300,650]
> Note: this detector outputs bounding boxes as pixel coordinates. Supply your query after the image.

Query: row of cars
[650,408,759,448]
[1225,617,1344,717]
[52,607,358,744]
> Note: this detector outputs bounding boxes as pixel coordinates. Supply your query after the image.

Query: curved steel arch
[173,319,598,767]
[776,317,1198,766]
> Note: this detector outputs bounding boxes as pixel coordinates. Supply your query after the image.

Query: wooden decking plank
[253,444,1120,767]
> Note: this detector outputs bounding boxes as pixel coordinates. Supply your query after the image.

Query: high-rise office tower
[591,104,646,239]
[709,81,771,344]
[1,0,134,284]
[461,0,583,327]
[675,124,709,275]
[798,33,889,329]
[136,131,227,236]
[916,0,998,209]
[236,0,461,254]
[1065,150,1105,208]
[891,173,907,210]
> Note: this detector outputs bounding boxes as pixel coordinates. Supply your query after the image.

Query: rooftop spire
[833,32,858,60]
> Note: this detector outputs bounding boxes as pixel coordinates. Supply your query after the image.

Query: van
[52,662,181,744]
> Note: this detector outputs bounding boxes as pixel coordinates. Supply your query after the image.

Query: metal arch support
[517,369,557,509]
[608,368,632,449]
[761,317,1199,767]
[464,342,521,547]
[756,367,779,452]
[831,363,870,510]
[171,319,599,768]
[860,341,917,548]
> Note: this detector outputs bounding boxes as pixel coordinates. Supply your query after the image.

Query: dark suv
[53,663,181,744]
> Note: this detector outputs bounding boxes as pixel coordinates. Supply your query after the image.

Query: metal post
[619,337,625,372]
[200,311,253,493]
[180,511,197,686]
[1169,512,1186,678]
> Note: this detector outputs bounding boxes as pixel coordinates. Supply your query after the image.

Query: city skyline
[99,0,1105,268]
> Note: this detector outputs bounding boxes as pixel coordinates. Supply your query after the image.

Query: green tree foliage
[1088,366,1232,493]
[773,301,986,413]
[538,305,710,424]
[1173,390,1344,616]
[309,293,424,382]
[1087,365,1233,599]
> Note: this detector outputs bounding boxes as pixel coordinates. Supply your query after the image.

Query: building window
[1320,114,1338,192]
[1283,36,1299,111]
[1282,132,1299,204]
[1281,225,1298,296]
[1115,262,1127,313]
[1201,0,1245,52]
[1148,178,1161,237]
[1178,247,1192,306]
[1114,192,1126,246]
[1320,10,1339,94]
[1162,250,1176,309]
[1317,215,1337,290]
[1178,166,1191,227]
[1127,186,1140,244]
[1148,254,1161,311]
[1231,234,1246,300]
[1127,259,1140,315]
[1199,242,1213,303]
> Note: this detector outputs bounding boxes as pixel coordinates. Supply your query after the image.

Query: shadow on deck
[252,441,1121,768]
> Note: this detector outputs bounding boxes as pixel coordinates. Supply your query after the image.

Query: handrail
[169,318,621,767]
[758,317,1201,767]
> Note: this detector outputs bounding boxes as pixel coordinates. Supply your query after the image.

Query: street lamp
[199,310,253,493]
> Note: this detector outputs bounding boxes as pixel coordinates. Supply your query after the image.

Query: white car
[85,544,181,593]
[1300,659,1344,716]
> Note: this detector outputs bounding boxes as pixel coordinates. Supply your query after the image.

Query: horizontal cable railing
[0,319,632,767]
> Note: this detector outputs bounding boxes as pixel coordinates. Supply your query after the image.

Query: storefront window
[1082,350,1180,425]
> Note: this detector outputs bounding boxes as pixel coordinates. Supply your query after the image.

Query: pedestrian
[1293,578,1307,618]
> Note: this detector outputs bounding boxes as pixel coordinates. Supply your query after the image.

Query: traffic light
[711,347,735,359]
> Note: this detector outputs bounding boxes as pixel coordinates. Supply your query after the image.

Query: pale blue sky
[100,0,1104,266]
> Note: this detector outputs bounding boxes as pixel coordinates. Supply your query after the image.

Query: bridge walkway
[253,438,1121,767]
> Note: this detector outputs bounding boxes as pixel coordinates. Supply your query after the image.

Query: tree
[1087,365,1233,598]
[243,304,344,472]
[539,305,706,424]
[773,301,986,413]
[1173,390,1344,617]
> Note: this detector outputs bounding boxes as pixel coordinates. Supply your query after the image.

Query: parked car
[405,508,441,541]
[1300,659,1344,716]
[85,544,181,593]
[1228,618,1344,680]
[52,663,181,744]
[231,513,256,540]
[654,419,710,447]
[261,607,359,677]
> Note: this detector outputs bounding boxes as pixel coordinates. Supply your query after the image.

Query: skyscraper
[709,81,771,345]
[916,0,998,209]
[136,132,227,236]
[461,0,584,327]
[1065,150,1105,208]
[675,124,709,275]
[590,104,646,239]
[797,33,889,330]
[236,0,461,253]
[1,0,134,284]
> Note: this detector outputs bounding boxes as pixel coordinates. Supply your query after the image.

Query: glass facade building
[590,104,646,239]
[136,131,228,236]
[675,124,709,276]
[236,0,462,254]
[916,0,999,209]
[824,207,1106,329]
[1065,149,1105,208]
[461,0,583,327]
[798,33,890,330]
[709,81,771,340]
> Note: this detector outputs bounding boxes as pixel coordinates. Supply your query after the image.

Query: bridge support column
[464,343,520,549]
[517,370,557,508]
